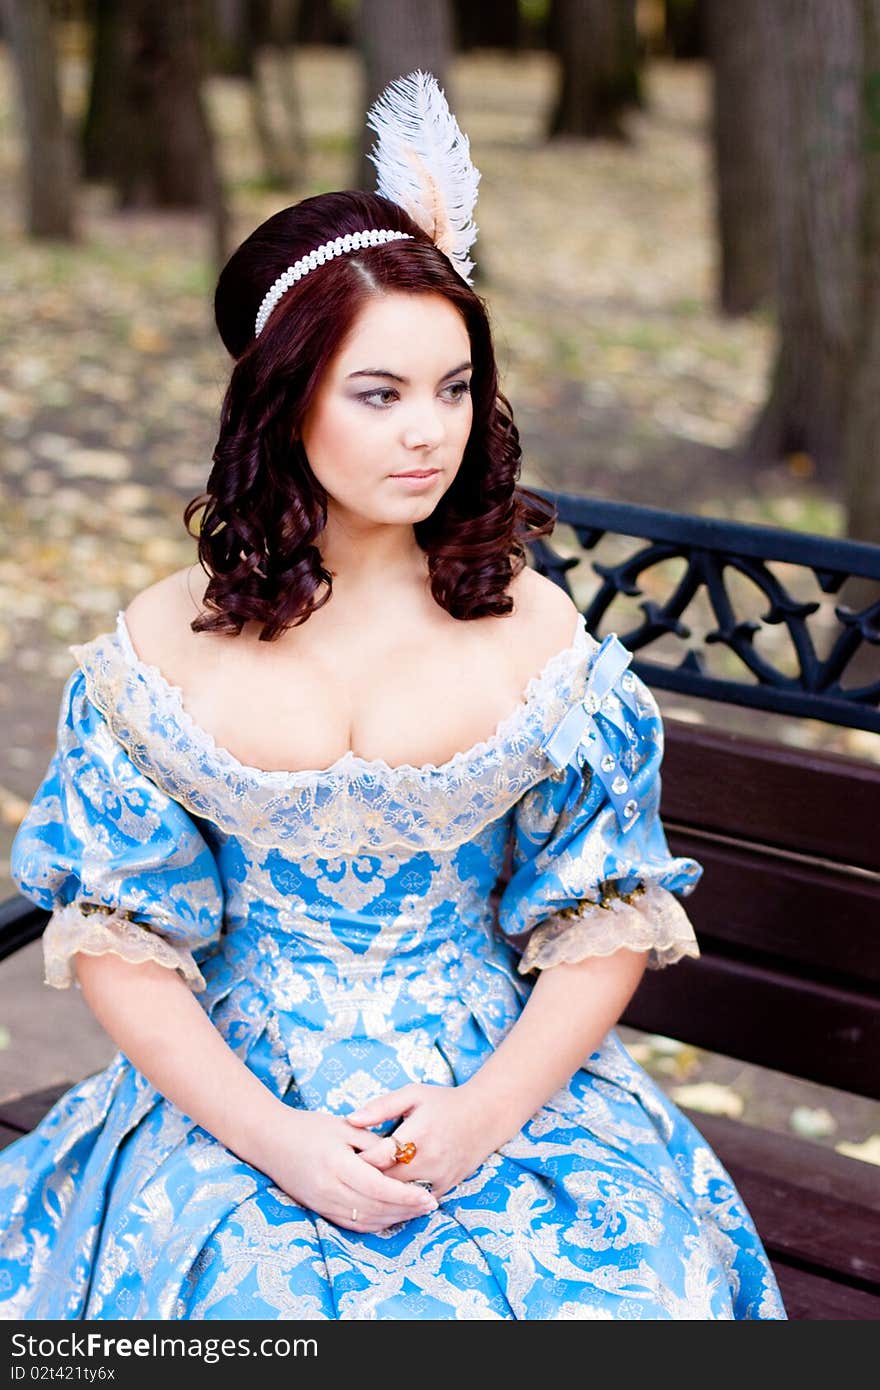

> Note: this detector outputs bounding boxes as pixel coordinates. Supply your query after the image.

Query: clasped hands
[264,1080,504,1235]
[348,1080,495,1200]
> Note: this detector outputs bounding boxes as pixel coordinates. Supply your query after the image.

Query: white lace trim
[65,611,599,853]
[517,880,700,975]
[42,900,207,992]
[113,609,591,783]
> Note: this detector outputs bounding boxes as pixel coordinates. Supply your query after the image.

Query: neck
[319,515,428,593]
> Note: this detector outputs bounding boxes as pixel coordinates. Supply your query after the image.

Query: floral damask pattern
[0,613,786,1320]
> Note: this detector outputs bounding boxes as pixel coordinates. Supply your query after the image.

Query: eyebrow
[346,361,473,384]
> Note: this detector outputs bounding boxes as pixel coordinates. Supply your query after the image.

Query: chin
[387,499,440,519]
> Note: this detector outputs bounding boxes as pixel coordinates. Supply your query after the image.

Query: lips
[391,469,439,478]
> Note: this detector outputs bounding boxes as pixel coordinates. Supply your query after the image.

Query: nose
[401,400,445,450]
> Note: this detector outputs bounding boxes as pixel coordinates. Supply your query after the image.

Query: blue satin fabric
[0,617,786,1320]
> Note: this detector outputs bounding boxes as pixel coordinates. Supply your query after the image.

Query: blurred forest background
[0,0,878,1160]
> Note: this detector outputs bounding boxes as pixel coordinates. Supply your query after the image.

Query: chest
[176,630,528,774]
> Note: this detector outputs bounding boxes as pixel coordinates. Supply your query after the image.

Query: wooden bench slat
[625,955,880,1096]
[684,1109,880,1212]
[728,1176,880,1286]
[664,724,880,872]
[0,1082,71,1133]
[666,835,880,983]
[682,1109,880,1286]
[772,1261,880,1320]
[0,1123,25,1151]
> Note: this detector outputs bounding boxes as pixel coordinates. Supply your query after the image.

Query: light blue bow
[540,632,655,836]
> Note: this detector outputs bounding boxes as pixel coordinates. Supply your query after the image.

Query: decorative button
[623,798,638,818]
[600,753,616,772]
[612,775,628,794]
[584,692,601,714]
[621,671,636,691]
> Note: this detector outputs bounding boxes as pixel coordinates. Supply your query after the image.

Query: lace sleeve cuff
[42,901,207,993]
[516,880,700,976]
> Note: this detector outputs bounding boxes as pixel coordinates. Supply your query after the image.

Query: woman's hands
[248,1084,507,1231]
[256,1107,439,1234]
[347,1082,506,1198]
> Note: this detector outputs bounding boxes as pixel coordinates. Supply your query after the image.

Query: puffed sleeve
[10,666,225,993]
[497,632,703,975]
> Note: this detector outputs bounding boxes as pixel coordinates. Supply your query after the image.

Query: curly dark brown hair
[184,190,557,641]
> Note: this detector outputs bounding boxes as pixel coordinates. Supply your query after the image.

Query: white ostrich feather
[365,69,481,285]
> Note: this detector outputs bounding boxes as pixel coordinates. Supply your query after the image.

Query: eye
[444,381,472,403]
[359,388,399,409]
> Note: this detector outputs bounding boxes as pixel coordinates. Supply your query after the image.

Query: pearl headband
[254,228,413,338]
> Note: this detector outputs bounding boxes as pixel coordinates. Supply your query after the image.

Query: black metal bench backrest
[529,492,880,732]
[525,491,880,1102]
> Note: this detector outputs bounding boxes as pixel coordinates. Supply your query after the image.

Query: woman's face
[299,291,474,529]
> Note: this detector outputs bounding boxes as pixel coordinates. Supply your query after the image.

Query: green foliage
[520,0,551,24]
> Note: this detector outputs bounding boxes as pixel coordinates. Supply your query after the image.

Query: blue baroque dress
[0,609,786,1320]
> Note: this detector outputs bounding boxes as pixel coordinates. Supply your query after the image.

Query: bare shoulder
[505,566,581,674]
[123,564,209,673]
[508,565,580,639]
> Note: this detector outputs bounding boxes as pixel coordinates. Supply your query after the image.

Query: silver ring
[351,1207,358,1222]
[409,1179,433,1192]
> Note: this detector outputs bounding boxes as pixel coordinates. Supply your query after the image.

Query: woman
[0,74,785,1320]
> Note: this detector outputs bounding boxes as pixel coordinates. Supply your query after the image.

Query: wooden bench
[531,493,880,1319]
[2,493,879,1319]
[622,715,880,1319]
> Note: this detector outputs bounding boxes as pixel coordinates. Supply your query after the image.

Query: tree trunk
[295,0,353,46]
[253,0,307,184]
[104,0,229,267]
[113,0,215,205]
[203,0,306,187]
[548,0,642,142]
[266,42,308,180]
[452,0,523,51]
[354,0,453,192]
[2,0,77,238]
[81,0,127,181]
[205,0,253,75]
[664,0,706,59]
[705,0,775,315]
[842,0,880,548]
[248,45,307,186]
[745,2,861,486]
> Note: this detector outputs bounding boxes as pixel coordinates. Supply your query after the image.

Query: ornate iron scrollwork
[528,492,880,733]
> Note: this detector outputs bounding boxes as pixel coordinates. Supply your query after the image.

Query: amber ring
[392,1137,417,1164]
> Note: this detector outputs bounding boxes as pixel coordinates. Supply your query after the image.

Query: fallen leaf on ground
[670,1083,744,1118]
[834,1136,880,1167]
[789,1106,837,1139]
